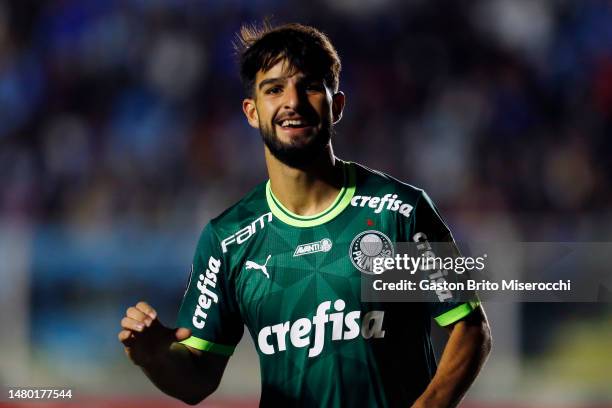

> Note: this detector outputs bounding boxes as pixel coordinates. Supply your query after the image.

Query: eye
[265,86,282,95]
[306,82,324,92]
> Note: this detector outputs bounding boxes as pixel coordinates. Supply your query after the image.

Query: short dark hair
[235,22,341,98]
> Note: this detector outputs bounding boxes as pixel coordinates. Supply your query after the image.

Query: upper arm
[407,190,484,331]
[444,304,485,329]
[443,305,492,352]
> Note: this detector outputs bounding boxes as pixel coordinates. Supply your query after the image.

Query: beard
[259,119,334,168]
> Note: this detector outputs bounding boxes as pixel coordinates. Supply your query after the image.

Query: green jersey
[177,161,479,407]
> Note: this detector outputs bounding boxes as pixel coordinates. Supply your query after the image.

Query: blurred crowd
[1,0,611,232]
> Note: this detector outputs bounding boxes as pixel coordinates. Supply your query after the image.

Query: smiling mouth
[276,118,316,129]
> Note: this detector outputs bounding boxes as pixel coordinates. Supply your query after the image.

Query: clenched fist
[118,301,191,367]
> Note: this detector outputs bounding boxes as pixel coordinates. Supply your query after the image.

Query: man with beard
[118,23,492,407]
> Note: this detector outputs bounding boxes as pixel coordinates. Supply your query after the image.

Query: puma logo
[245,254,272,279]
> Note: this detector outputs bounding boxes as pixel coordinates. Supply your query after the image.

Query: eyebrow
[258,77,287,90]
[257,75,321,91]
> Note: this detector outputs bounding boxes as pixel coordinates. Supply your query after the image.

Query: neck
[265,144,344,216]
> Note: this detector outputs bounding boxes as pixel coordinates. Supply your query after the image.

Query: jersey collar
[266,161,356,228]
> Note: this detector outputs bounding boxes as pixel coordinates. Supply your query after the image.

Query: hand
[118,301,191,367]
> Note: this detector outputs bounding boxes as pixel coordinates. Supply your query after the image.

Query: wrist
[132,341,176,368]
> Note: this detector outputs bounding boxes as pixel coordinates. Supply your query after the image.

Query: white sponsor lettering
[257,299,385,357]
[350,194,413,218]
[192,256,221,329]
[221,212,272,253]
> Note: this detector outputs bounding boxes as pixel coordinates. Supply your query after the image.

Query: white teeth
[281,119,305,127]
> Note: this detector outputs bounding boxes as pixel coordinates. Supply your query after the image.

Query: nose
[283,83,302,110]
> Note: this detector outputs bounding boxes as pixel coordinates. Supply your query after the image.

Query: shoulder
[351,161,428,207]
[203,181,272,253]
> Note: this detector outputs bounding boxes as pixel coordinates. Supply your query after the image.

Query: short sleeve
[409,191,480,326]
[176,224,244,355]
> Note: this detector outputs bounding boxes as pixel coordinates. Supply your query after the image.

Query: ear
[242,98,260,129]
[331,91,345,124]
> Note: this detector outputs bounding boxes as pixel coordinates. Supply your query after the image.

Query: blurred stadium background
[0,0,611,407]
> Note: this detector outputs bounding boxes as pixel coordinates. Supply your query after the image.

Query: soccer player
[118,23,492,407]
